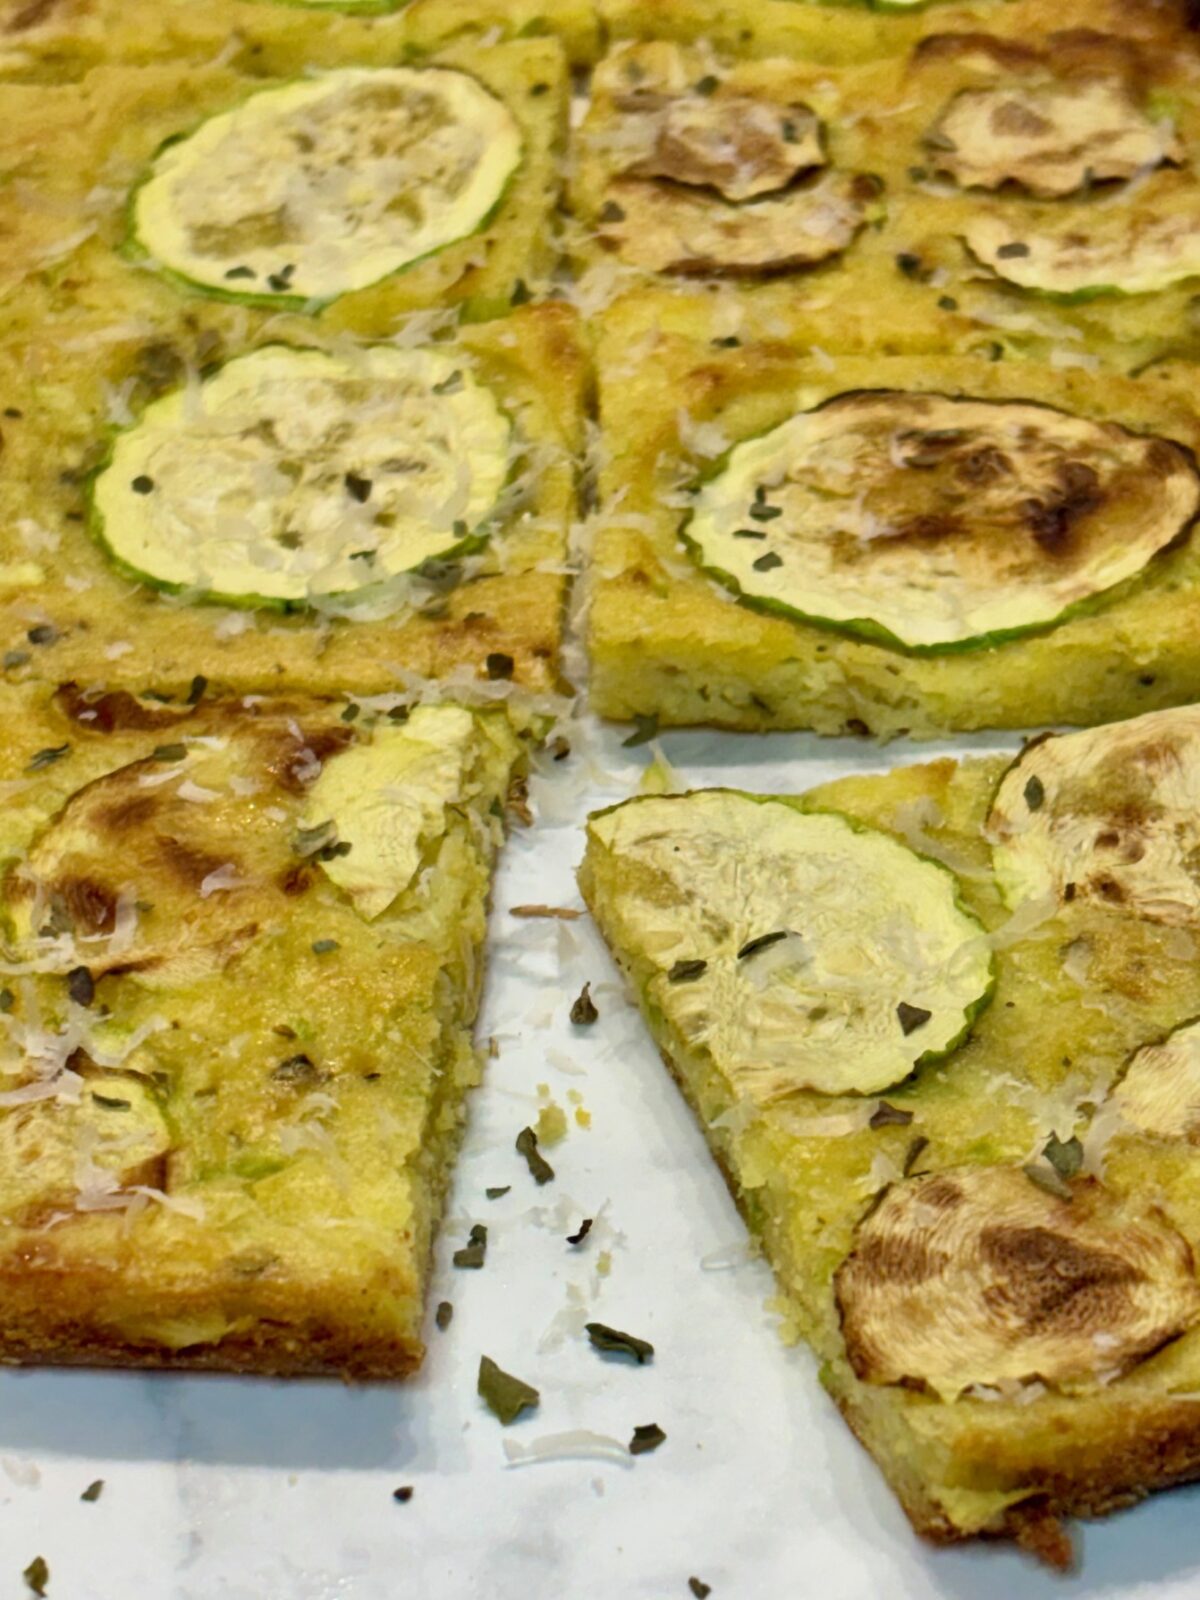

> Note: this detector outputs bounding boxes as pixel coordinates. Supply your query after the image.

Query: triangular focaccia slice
[0,683,523,1377]
[580,710,1200,1564]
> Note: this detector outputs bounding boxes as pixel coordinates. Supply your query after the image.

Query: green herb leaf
[80,1480,104,1502]
[1043,1132,1084,1178]
[453,1223,488,1269]
[622,713,659,748]
[902,1135,930,1177]
[293,820,337,858]
[668,959,707,983]
[90,1093,130,1111]
[737,931,788,960]
[586,1321,654,1364]
[629,1422,666,1455]
[435,1300,453,1331]
[23,1557,48,1597]
[1023,1162,1073,1202]
[27,743,69,772]
[516,1126,555,1185]
[67,966,95,1007]
[478,1354,539,1424]
[570,983,599,1025]
[869,1101,914,1130]
[896,1001,932,1036]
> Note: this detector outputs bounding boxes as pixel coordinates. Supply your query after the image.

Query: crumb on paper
[536,1102,568,1147]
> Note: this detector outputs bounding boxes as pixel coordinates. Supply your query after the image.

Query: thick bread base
[581,936,1200,1571]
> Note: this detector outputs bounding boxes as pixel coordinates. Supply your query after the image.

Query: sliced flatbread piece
[581,719,1200,1560]
[0,683,523,1376]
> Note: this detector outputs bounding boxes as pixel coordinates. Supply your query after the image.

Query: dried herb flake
[486,1185,511,1200]
[586,1321,654,1364]
[1024,774,1045,811]
[516,1126,555,1185]
[869,1101,914,1130]
[478,1355,539,1424]
[435,1300,453,1330]
[23,1557,48,1597]
[567,1217,593,1246]
[622,713,659,748]
[902,1135,930,1176]
[80,1479,104,1502]
[67,966,94,1007]
[629,1422,666,1455]
[151,743,188,762]
[392,1485,414,1503]
[896,1001,932,1036]
[311,938,339,955]
[668,958,707,983]
[453,1223,488,1269]
[486,652,515,681]
[27,743,69,771]
[1042,1133,1084,1179]
[737,930,788,961]
[689,1580,712,1599]
[570,983,599,1025]
[1023,1162,1073,1202]
[752,551,784,573]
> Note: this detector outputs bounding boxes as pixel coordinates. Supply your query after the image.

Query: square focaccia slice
[596,0,1191,69]
[0,682,523,1376]
[586,289,1200,737]
[0,35,568,327]
[0,297,582,704]
[580,707,1200,1560]
[571,26,1200,372]
[0,0,600,82]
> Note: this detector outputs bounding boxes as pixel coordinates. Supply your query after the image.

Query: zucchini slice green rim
[124,66,524,311]
[586,787,996,1101]
[85,342,515,612]
[678,389,1200,657]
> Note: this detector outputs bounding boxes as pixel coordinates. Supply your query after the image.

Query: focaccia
[0,681,522,1375]
[581,706,1200,1561]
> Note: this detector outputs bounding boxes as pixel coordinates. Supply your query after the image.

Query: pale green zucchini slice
[683,391,1200,653]
[302,704,482,920]
[965,207,1200,298]
[986,706,1200,925]
[585,790,993,1100]
[835,1167,1200,1400]
[88,344,512,608]
[926,79,1181,200]
[130,67,522,306]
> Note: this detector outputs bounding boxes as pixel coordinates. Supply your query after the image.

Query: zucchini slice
[926,79,1181,200]
[617,90,826,203]
[585,790,993,1100]
[683,391,1200,653]
[597,172,872,276]
[130,68,523,306]
[835,1167,1200,1399]
[89,345,513,608]
[985,706,1200,925]
[301,705,482,920]
[965,207,1200,298]
[1110,1018,1200,1142]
